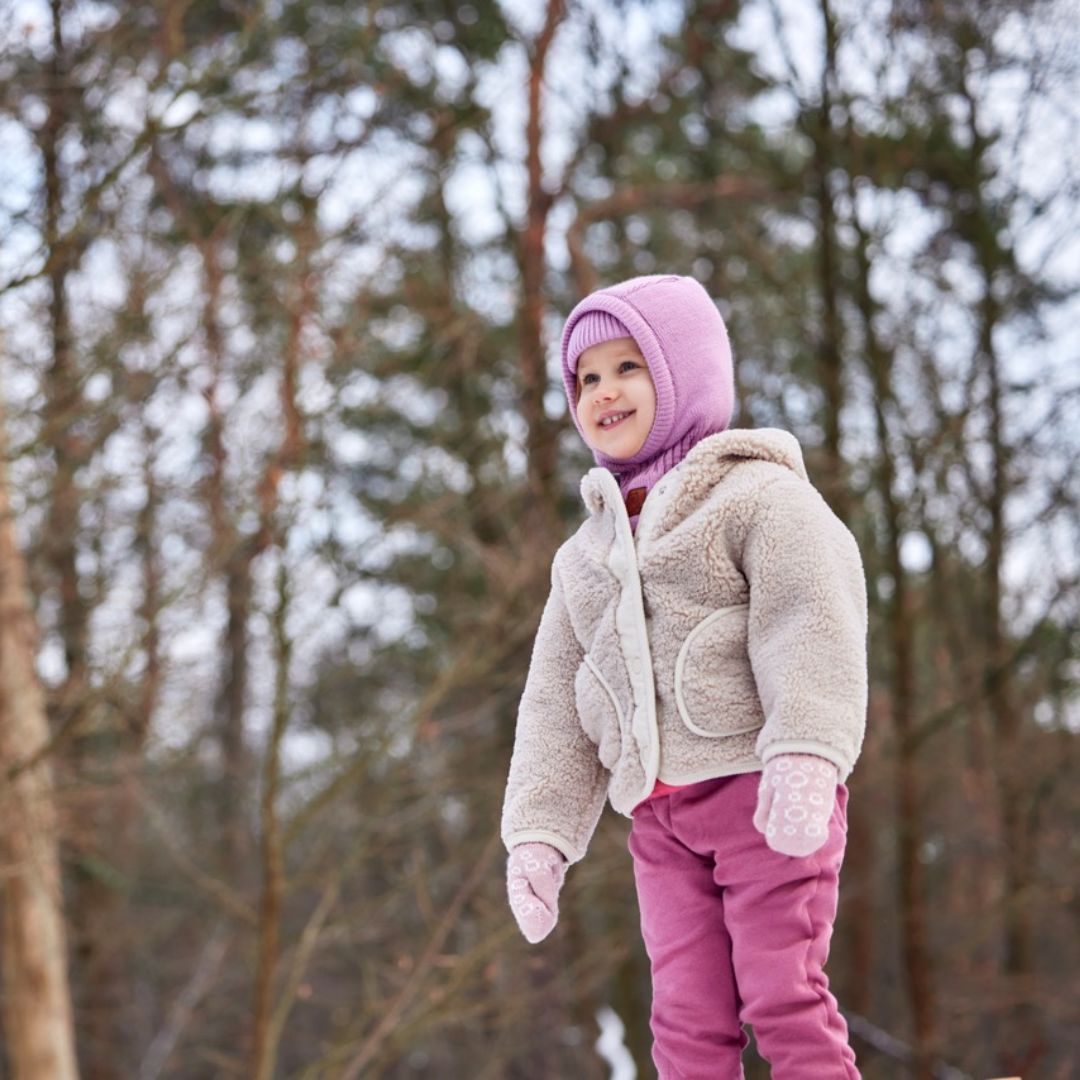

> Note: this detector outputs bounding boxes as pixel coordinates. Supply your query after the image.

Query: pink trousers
[628,772,859,1079]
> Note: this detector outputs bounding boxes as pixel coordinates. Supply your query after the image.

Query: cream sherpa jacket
[501,428,868,865]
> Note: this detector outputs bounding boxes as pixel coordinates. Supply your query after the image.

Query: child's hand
[753,754,839,857]
[507,842,567,943]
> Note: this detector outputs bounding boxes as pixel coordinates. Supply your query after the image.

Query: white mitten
[753,754,839,857]
[506,842,567,944]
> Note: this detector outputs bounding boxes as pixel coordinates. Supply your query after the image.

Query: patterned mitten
[507,842,567,944]
[753,754,839,857]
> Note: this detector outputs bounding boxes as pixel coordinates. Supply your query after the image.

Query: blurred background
[0,0,1077,1077]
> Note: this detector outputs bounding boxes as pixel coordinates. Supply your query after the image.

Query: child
[501,275,866,1079]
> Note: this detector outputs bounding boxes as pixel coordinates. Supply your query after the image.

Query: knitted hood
[560,275,735,478]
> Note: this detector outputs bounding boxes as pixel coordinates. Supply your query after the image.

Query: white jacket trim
[502,829,579,863]
[595,469,659,804]
[673,604,760,738]
[583,654,626,737]
[656,759,762,788]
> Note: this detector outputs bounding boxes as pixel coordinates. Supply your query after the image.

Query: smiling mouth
[597,411,634,431]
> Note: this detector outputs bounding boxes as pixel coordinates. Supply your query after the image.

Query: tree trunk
[40,0,88,726]
[976,197,1041,1080]
[251,562,289,1080]
[956,63,1042,1069]
[39,4,131,1073]
[518,0,565,555]
[851,220,937,1074]
[199,235,252,869]
[146,153,255,870]
[812,0,847,516]
[250,215,309,1078]
[0,387,80,1080]
[813,0,877,1020]
[512,8,574,1076]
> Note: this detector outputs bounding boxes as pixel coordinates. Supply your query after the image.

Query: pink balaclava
[562,275,735,526]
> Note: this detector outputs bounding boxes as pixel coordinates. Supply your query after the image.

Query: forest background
[0,0,1077,1078]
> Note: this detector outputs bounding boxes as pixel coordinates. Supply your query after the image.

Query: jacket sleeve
[501,559,609,864]
[742,474,868,780]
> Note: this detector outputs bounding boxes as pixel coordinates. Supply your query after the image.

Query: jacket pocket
[674,604,762,738]
[574,656,624,770]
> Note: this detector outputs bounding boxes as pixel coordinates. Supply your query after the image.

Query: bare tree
[0,382,79,1080]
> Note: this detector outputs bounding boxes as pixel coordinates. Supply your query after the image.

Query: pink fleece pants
[628,772,859,1079]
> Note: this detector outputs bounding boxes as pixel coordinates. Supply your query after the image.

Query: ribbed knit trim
[620,424,723,495]
[566,311,632,373]
[619,424,729,533]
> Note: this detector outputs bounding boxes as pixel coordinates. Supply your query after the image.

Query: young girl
[501,275,866,1079]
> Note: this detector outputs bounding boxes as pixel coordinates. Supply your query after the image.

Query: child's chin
[586,439,643,461]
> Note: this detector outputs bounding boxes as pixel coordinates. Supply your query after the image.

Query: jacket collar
[580,428,807,521]
[581,465,622,518]
[678,427,807,483]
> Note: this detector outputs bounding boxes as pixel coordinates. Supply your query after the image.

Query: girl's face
[575,337,656,460]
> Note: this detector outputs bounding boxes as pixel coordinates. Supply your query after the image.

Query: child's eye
[581,372,598,385]
[619,361,640,373]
